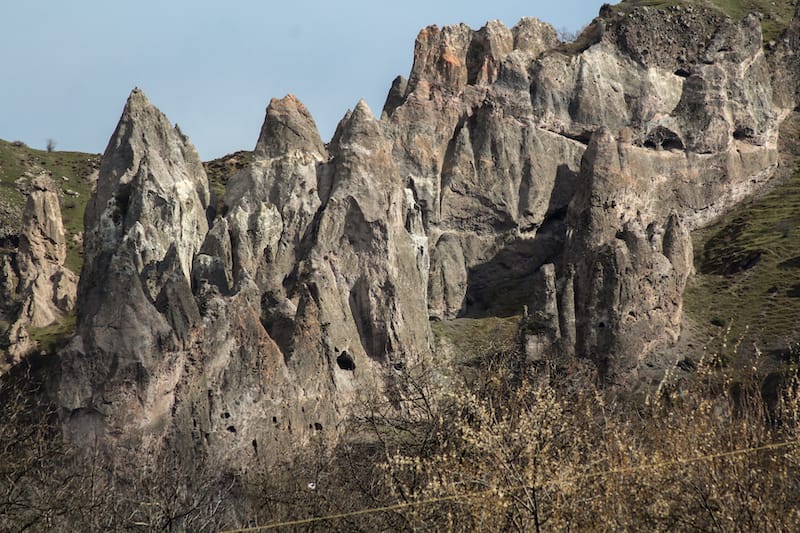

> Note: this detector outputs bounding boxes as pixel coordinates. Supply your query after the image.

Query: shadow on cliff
[461,163,576,318]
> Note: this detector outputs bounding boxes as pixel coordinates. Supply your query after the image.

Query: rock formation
[40,1,800,471]
[1,174,76,365]
[557,129,693,384]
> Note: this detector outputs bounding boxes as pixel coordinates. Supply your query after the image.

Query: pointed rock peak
[105,87,191,163]
[336,100,381,144]
[327,109,354,154]
[352,99,375,121]
[120,87,163,120]
[382,75,408,117]
[474,19,514,59]
[580,127,622,184]
[512,17,558,56]
[479,19,511,40]
[254,94,326,160]
[408,23,473,92]
[91,90,209,231]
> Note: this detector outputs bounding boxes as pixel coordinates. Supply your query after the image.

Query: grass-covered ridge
[615,0,797,41]
[0,140,99,357]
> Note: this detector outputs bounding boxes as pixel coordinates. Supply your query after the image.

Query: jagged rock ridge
[48,2,800,468]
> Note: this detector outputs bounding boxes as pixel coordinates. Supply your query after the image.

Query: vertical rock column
[58,88,209,430]
[4,174,77,364]
[558,129,693,385]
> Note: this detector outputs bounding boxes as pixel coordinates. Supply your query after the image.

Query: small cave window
[336,351,356,371]
[674,68,691,78]
[598,322,606,329]
[644,126,684,151]
[662,138,684,151]
[226,425,237,433]
[314,422,323,431]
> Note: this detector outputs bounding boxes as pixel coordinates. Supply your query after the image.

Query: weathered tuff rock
[559,129,693,383]
[50,2,800,469]
[1,175,76,365]
[771,0,800,108]
[57,88,212,443]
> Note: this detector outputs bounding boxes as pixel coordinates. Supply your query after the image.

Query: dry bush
[2,345,798,531]
[380,350,800,531]
[0,359,238,532]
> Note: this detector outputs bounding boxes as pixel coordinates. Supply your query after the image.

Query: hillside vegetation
[685,114,800,364]
[0,140,98,273]
[617,0,796,40]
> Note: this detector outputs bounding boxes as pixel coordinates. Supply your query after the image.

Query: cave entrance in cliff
[336,350,356,371]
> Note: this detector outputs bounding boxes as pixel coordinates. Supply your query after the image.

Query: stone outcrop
[557,129,693,384]
[45,1,800,471]
[1,175,76,366]
[58,88,211,443]
[771,0,800,109]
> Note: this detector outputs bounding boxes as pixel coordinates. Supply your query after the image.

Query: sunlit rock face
[1,175,77,366]
[51,1,799,467]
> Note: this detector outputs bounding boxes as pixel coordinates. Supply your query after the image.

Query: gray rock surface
[46,2,800,470]
[771,1,800,109]
[558,129,693,384]
[58,88,211,441]
[2,175,76,366]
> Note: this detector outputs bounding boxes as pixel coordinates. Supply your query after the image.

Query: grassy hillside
[0,140,99,273]
[684,114,800,363]
[616,0,796,40]
[0,141,98,357]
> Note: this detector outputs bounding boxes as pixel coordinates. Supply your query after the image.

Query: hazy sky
[1,1,609,160]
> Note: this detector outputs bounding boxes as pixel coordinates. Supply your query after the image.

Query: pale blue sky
[0,1,609,159]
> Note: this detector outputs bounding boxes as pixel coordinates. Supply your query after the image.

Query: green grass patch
[685,131,800,361]
[614,0,796,41]
[0,139,99,273]
[28,313,76,354]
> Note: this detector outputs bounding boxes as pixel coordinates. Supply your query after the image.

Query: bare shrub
[0,359,237,531]
[380,350,800,531]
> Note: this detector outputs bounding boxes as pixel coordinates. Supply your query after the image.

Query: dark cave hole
[314,422,323,431]
[226,425,237,433]
[336,351,356,371]
[0,234,20,250]
[662,138,684,151]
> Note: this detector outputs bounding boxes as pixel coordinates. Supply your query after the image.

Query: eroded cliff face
[51,2,800,466]
[1,175,77,365]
